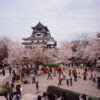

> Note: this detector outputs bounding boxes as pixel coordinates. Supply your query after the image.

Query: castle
[22,22,57,49]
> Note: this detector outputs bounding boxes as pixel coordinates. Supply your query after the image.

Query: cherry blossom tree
[57,41,72,64]
[1,33,99,70]
[27,45,58,69]
[7,43,23,66]
[0,37,8,66]
[82,38,100,60]
[43,48,58,64]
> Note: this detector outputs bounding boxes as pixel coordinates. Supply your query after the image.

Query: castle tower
[22,22,57,48]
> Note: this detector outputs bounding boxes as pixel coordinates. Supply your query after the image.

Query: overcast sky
[0,0,100,43]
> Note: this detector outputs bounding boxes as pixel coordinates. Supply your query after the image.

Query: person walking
[12,94,17,100]
[79,94,87,100]
[78,72,81,78]
[69,70,71,76]
[63,71,66,80]
[73,69,77,81]
[79,94,84,100]
[89,70,93,80]
[31,74,36,84]
[16,83,21,98]
[58,75,63,86]
[12,76,16,83]
[12,92,20,100]
[92,71,96,82]
[11,83,15,92]
[12,70,16,76]
[66,79,69,86]
[2,68,5,76]
[8,66,12,74]
[53,67,56,77]
[37,95,41,100]
[69,76,73,86]
[36,81,39,93]
[83,71,87,80]
[47,69,52,80]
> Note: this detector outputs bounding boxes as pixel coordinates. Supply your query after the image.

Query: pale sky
[0,0,100,43]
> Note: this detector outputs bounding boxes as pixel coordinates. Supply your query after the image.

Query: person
[53,67,56,77]
[68,70,71,76]
[58,75,63,86]
[12,76,16,83]
[63,71,66,80]
[92,71,96,82]
[73,69,77,81]
[12,70,16,77]
[31,74,36,84]
[8,66,12,74]
[2,68,5,76]
[41,92,49,100]
[48,93,56,100]
[83,68,88,80]
[37,95,41,100]
[21,68,25,78]
[82,94,87,100]
[62,92,67,100]
[66,79,69,86]
[12,94,16,100]
[12,92,20,100]
[69,76,73,86]
[11,83,15,92]
[5,81,10,88]
[79,94,84,100]
[57,67,62,75]
[89,70,93,80]
[79,94,87,100]
[72,69,77,81]
[16,75,20,82]
[78,72,81,78]
[36,81,39,93]
[12,70,16,83]
[50,67,52,73]
[47,69,52,80]
[9,93,13,100]
[83,71,87,80]
[16,83,21,98]
[16,92,20,100]
[56,94,63,100]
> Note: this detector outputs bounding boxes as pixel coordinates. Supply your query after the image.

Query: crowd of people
[0,65,99,100]
[45,66,98,86]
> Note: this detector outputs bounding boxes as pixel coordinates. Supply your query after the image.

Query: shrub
[0,84,11,96]
[47,86,100,100]
[44,63,58,68]
[47,85,80,100]
[91,97,100,100]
